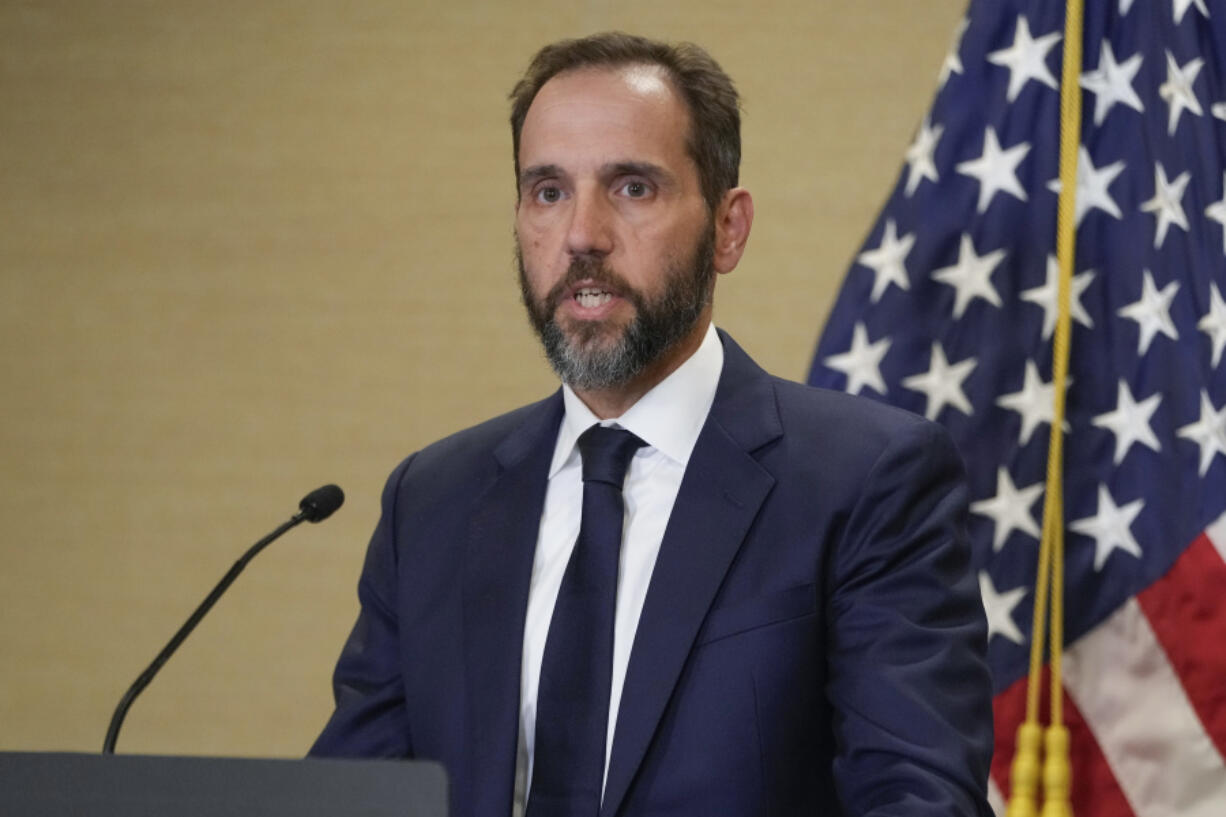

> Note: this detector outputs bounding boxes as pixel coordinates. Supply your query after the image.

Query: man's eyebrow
[518,161,677,192]
[606,161,672,183]
[518,164,563,188]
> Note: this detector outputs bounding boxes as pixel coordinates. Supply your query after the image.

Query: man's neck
[572,318,711,420]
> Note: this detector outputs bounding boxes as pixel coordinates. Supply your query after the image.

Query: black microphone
[102,484,345,754]
[298,483,344,522]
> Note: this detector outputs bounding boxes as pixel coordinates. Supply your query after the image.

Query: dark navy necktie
[527,425,646,817]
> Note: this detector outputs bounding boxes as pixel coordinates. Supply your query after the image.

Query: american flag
[808,1,1226,814]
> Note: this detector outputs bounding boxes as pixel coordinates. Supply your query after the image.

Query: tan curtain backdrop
[0,0,965,755]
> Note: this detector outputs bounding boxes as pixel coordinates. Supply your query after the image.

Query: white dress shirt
[513,322,725,813]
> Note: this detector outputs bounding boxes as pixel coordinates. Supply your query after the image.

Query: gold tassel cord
[1038,0,1083,806]
[1007,0,1082,814]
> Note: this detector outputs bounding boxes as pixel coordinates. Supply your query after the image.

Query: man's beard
[518,225,716,391]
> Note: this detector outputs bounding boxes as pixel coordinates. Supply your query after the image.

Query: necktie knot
[577,425,645,488]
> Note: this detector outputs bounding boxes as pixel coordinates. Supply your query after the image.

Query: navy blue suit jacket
[312,332,993,817]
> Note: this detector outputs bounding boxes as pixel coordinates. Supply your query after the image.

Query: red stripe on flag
[990,676,1026,799]
[1137,532,1226,758]
[991,675,1134,817]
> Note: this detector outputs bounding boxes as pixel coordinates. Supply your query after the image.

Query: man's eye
[622,181,649,198]
[536,186,562,204]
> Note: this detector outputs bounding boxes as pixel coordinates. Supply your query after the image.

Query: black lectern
[0,752,448,817]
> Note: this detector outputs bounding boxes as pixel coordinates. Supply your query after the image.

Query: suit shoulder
[421,395,558,462]
[766,376,960,472]
[382,393,561,498]
[770,376,932,436]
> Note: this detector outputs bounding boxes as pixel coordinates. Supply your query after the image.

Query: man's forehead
[518,64,692,172]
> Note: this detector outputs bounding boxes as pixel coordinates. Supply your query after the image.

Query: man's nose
[565,187,614,257]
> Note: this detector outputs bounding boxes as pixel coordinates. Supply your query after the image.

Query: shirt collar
[549,322,724,478]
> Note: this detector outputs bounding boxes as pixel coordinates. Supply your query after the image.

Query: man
[312,32,993,817]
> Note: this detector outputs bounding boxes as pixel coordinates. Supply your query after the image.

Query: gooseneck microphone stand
[102,484,344,754]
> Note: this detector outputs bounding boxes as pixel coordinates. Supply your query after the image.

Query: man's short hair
[509,32,741,212]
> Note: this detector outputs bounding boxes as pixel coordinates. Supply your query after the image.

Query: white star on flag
[1045,146,1125,225]
[1091,380,1163,465]
[979,571,1028,645]
[986,16,1061,103]
[1021,255,1096,340]
[823,322,891,396]
[938,18,969,89]
[971,467,1043,552]
[1204,173,1226,255]
[904,118,943,197]
[956,127,1031,213]
[1198,282,1226,367]
[1118,269,1180,356]
[1070,485,1145,571]
[1080,41,1145,125]
[856,219,914,302]
[996,360,1067,446]
[1158,50,1205,136]
[932,234,1006,319]
[1176,391,1226,477]
[1173,0,1210,25]
[901,341,977,421]
[1140,163,1191,248]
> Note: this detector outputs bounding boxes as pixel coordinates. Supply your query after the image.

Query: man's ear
[712,188,754,275]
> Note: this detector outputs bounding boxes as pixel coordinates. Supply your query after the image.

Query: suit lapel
[462,394,563,817]
[601,334,782,817]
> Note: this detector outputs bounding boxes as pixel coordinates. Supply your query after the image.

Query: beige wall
[0,0,965,756]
